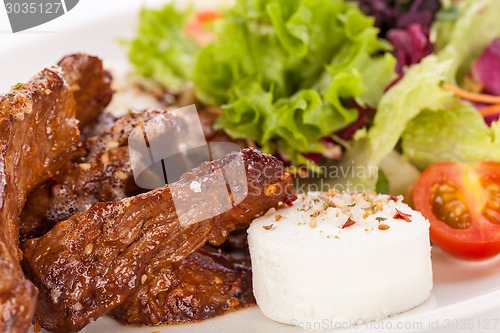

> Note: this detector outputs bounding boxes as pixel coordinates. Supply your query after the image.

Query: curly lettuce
[128,5,197,92]
[129,0,396,165]
[207,0,397,164]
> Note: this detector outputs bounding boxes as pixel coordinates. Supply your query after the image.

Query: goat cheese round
[248,191,432,329]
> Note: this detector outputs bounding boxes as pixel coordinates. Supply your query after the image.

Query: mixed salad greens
[128,0,500,189]
[131,0,398,168]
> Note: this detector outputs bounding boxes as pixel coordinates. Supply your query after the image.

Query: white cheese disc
[248,191,433,329]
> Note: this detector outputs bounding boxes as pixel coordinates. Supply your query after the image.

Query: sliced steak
[0,68,80,333]
[20,109,171,241]
[58,53,113,128]
[19,147,134,241]
[110,246,255,325]
[23,148,293,332]
[20,108,248,241]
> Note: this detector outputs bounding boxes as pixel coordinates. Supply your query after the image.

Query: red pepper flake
[389,195,399,202]
[262,224,273,230]
[275,214,282,221]
[342,218,356,229]
[285,194,298,206]
[393,209,412,222]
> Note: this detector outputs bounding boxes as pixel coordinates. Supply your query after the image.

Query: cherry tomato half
[412,162,500,260]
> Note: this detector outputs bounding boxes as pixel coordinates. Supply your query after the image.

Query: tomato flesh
[413,161,500,260]
[482,180,500,225]
[431,182,471,229]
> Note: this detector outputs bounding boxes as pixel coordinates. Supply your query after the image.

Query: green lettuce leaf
[128,5,197,92]
[338,56,452,189]
[493,120,500,147]
[200,0,395,164]
[128,0,395,166]
[217,81,274,143]
[375,169,389,194]
[402,106,500,169]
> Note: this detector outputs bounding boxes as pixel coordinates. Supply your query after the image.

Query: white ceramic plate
[1,1,500,332]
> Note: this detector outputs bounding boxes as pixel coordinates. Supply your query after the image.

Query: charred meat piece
[19,182,56,243]
[19,147,134,241]
[20,109,170,241]
[83,108,169,160]
[110,246,255,325]
[23,148,293,332]
[0,68,80,333]
[58,53,113,128]
[20,107,249,241]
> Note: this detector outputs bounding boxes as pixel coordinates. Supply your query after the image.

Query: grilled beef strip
[21,107,175,240]
[19,146,134,241]
[0,67,81,333]
[57,53,113,129]
[110,246,255,325]
[20,108,247,242]
[23,148,293,332]
[19,53,113,242]
[19,109,167,241]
